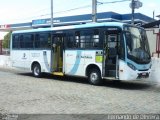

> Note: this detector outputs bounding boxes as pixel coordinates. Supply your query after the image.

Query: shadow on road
[17,72,154,90]
[103,80,153,90]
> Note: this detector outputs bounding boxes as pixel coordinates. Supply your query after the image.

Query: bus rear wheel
[32,63,41,78]
[88,68,103,85]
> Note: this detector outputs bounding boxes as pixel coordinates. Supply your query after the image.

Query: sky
[0,0,160,39]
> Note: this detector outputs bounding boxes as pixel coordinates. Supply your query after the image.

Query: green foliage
[2,31,12,49]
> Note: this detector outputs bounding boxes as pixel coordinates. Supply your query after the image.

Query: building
[142,20,160,57]
[0,11,154,31]
[156,15,160,20]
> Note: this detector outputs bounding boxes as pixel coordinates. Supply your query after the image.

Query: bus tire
[88,68,103,85]
[32,63,41,78]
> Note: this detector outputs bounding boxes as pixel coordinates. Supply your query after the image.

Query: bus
[10,22,151,85]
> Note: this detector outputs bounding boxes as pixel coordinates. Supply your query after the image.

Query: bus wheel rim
[90,72,98,82]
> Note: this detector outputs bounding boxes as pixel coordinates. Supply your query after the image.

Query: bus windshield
[124,26,151,64]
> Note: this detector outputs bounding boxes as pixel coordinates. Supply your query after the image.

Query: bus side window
[66,29,100,49]
[66,32,75,49]
[79,29,100,49]
[48,33,51,48]
[13,35,20,49]
[39,33,49,48]
[20,35,25,48]
[93,30,99,48]
[35,34,40,48]
[23,34,34,49]
[34,33,50,49]
[82,30,93,48]
[75,31,80,48]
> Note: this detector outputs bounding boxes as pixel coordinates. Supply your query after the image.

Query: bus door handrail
[116,55,119,79]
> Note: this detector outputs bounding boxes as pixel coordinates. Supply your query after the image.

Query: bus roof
[12,22,126,34]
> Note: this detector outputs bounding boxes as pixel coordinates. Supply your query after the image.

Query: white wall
[148,57,160,83]
[0,55,11,67]
[146,29,157,55]
[145,28,160,83]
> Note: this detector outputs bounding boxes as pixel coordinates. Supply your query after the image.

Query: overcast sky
[0,0,160,38]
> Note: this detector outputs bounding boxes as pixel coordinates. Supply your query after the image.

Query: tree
[2,31,12,49]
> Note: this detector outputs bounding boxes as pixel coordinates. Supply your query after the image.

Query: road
[0,68,160,115]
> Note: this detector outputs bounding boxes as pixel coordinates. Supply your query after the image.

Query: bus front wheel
[32,63,41,78]
[88,69,103,85]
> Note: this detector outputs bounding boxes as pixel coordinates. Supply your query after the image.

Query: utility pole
[130,0,143,25]
[51,0,53,27]
[153,11,155,21]
[131,0,135,25]
[92,0,97,22]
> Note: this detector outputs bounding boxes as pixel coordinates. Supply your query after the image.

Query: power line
[9,5,92,22]
[38,0,131,18]
[8,0,131,23]
[99,0,131,5]
[55,0,131,14]
[55,5,91,14]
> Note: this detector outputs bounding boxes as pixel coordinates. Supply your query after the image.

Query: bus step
[103,77,118,80]
[53,72,64,76]
[108,70,116,77]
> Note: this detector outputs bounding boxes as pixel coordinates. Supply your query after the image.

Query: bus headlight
[127,62,137,71]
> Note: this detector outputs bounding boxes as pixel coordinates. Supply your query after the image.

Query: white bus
[10,22,151,85]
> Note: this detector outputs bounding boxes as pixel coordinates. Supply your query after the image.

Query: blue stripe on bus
[68,50,82,75]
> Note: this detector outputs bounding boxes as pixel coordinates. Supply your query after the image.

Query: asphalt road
[0,68,160,116]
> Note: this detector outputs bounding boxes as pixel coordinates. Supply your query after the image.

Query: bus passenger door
[104,30,120,79]
[51,34,64,76]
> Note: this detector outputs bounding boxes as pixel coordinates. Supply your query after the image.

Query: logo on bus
[22,53,27,59]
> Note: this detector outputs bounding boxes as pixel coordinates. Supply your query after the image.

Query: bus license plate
[142,72,146,76]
